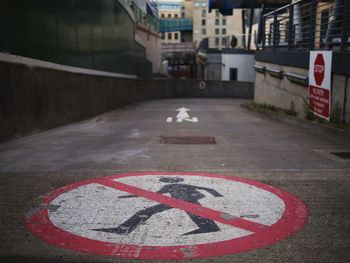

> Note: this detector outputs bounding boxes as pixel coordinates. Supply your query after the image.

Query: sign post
[308,51,333,120]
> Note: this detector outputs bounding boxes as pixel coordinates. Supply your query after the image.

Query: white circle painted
[25,172,308,260]
[199,80,206,90]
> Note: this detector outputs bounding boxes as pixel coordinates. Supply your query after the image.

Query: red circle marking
[24,172,308,260]
[314,53,325,86]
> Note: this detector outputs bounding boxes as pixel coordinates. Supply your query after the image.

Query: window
[215,10,220,17]
[222,37,228,46]
[202,19,206,26]
[222,19,226,26]
[215,37,220,45]
[174,14,178,18]
[202,9,206,17]
[202,28,206,35]
[215,28,219,35]
[161,13,165,18]
[159,3,181,9]
[168,33,172,40]
[181,12,185,18]
[215,19,220,26]
[229,68,238,81]
[268,23,273,45]
[174,33,178,40]
[162,33,165,39]
[222,28,226,35]
[168,14,171,18]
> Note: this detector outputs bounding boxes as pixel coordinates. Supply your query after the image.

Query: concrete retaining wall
[254,61,350,123]
[0,54,253,141]
[254,62,309,118]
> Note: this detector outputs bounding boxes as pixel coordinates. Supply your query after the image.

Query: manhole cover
[330,152,350,159]
[160,136,216,145]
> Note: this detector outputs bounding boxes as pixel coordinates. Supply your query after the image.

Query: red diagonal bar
[96,179,269,233]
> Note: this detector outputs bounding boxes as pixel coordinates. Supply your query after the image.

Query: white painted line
[166,117,173,123]
[193,117,198,122]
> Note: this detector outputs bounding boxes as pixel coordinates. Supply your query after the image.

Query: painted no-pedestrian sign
[25,172,308,260]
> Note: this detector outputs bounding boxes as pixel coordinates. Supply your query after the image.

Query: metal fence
[260,0,350,51]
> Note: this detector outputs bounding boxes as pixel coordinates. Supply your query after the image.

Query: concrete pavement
[0,98,349,262]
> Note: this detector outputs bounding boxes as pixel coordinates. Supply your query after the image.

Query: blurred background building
[159,0,196,78]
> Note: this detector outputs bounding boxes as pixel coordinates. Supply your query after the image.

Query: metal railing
[129,0,159,31]
[161,42,196,53]
[260,0,350,51]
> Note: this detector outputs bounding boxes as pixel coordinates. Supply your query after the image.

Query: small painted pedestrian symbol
[166,107,198,123]
[24,172,308,260]
[95,177,222,235]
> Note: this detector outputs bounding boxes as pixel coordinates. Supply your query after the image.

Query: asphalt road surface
[0,98,349,263]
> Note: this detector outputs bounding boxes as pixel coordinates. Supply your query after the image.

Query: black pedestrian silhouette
[94,177,223,236]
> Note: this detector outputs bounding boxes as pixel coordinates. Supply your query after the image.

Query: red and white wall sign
[24,172,308,260]
[309,51,333,120]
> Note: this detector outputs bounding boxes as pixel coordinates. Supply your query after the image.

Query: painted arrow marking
[167,107,198,123]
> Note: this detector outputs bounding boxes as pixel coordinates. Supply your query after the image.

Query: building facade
[159,0,195,78]
[159,1,182,43]
[193,0,243,49]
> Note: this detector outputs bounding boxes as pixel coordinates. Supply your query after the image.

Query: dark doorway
[229,68,238,81]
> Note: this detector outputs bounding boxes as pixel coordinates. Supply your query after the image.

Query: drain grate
[160,136,216,145]
[330,152,350,159]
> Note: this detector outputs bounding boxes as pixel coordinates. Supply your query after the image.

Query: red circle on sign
[24,172,308,260]
[314,53,325,86]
